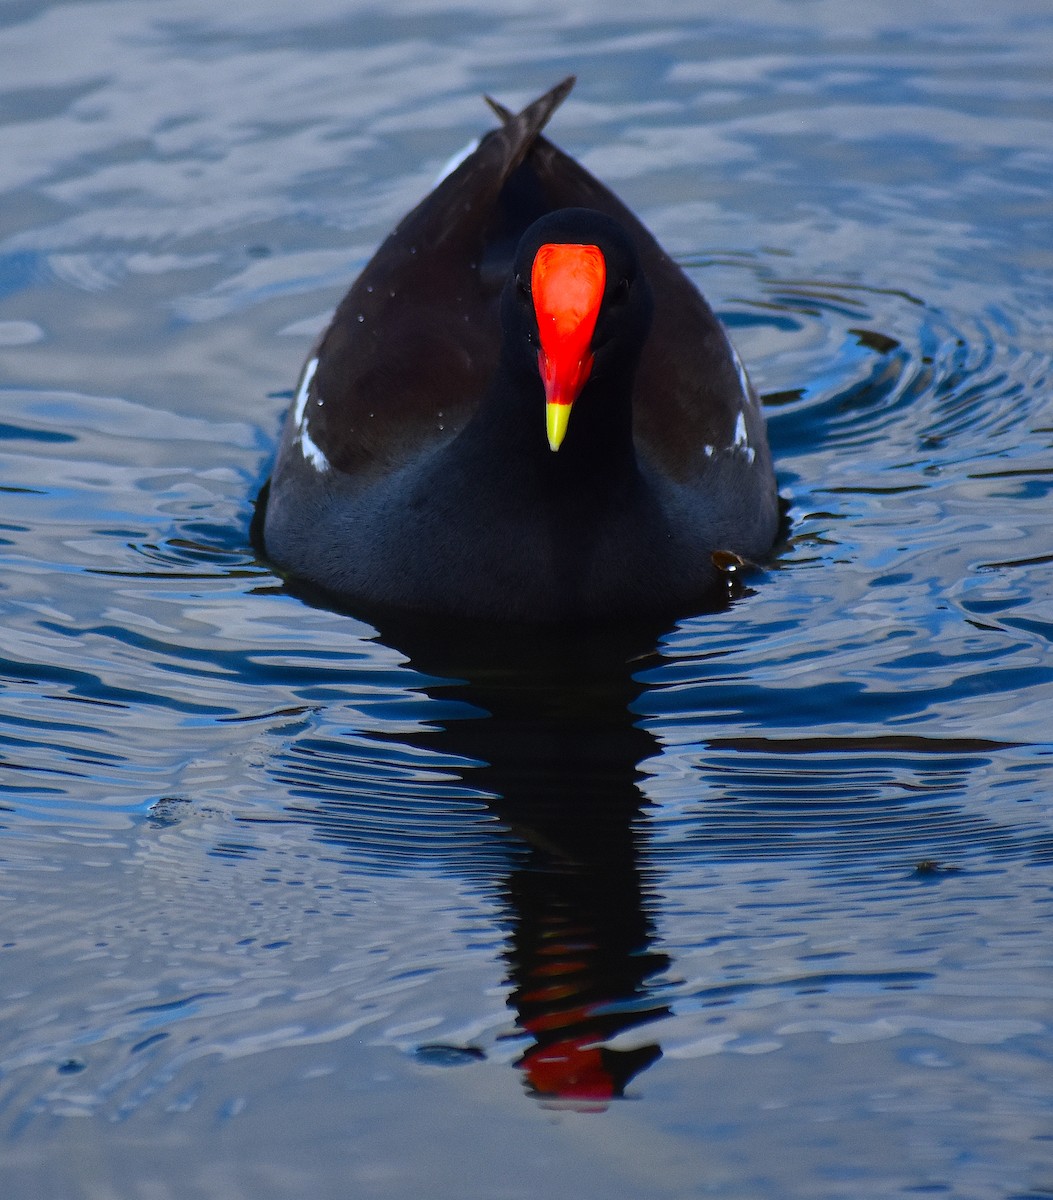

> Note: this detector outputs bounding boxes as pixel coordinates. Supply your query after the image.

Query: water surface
[1,2,1052,1197]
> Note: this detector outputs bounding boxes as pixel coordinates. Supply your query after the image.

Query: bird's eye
[610,277,630,304]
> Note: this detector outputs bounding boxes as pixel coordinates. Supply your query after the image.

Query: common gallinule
[261,77,779,621]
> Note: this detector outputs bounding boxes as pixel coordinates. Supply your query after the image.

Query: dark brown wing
[306,77,575,478]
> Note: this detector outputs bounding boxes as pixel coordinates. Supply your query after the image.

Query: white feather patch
[732,411,755,465]
[292,357,330,472]
[293,357,319,426]
[730,342,752,403]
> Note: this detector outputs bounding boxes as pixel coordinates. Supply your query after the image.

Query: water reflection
[288,608,675,1107]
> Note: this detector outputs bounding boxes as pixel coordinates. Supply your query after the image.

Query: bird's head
[503,208,653,451]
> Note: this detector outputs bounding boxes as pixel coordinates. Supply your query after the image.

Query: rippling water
[2,2,1052,1197]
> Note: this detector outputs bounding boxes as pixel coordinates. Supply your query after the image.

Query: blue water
[2,2,1052,1197]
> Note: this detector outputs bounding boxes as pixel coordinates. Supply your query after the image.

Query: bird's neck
[466,360,641,499]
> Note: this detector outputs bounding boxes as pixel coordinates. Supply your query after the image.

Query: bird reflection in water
[293,605,682,1107]
[385,612,673,1108]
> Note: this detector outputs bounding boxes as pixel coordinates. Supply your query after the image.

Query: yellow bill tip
[546,401,572,452]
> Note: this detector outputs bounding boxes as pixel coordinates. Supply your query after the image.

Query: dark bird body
[261,78,779,621]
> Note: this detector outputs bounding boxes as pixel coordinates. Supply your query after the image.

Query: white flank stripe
[292,357,330,472]
[730,343,752,402]
[300,426,331,473]
[293,357,319,426]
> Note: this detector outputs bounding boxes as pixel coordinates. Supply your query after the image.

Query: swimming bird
[261,77,779,621]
